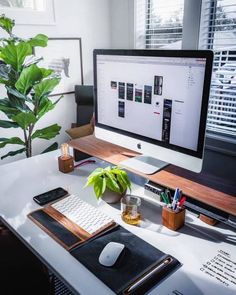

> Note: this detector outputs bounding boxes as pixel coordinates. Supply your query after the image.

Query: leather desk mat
[71,226,180,295]
[28,210,180,294]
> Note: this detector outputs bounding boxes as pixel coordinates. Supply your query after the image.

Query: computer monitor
[93,50,213,174]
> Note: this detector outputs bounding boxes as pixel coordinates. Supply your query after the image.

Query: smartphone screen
[33,187,68,206]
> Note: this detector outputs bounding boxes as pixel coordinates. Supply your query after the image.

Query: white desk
[0,150,235,295]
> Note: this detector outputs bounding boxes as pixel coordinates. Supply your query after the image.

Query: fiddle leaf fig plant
[85,166,131,199]
[0,14,62,160]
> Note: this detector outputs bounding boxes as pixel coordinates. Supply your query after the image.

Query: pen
[160,192,169,205]
[126,257,172,293]
[178,189,182,200]
[165,189,172,204]
[171,188,179,210]
[179,196,186,207]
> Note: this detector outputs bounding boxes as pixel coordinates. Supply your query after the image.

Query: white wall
[110,0,135,49]
[0,0,111,164]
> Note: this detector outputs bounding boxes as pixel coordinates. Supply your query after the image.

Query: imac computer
[93,50,213,174]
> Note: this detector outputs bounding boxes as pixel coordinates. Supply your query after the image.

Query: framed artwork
[0,0,56,25]
[34,38,84,96]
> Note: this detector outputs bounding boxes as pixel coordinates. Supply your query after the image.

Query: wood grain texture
[28,205,116,251]
[44,206,90,240]
[69,135,236,215]
[199,214,218,226]
[28,211,78,250]
[162,207,185,231]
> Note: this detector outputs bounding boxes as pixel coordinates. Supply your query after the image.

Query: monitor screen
[94,50,213,173]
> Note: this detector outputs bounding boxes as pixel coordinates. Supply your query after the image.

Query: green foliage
[0,120,19,128]
[0,15,62,160]
[37,96,61,119]
[0,137,24,148]
[33,77,60,100]
[0,42,32,72]
[28,34,48,48]
[85,166,131,199]
[0,14,14,35]
[12,112,37,129]
[41,142,58,154]
[31,124,61,140]
[1,148,26,160]
[0,63,11,81]
[15,64,43,94]
[0,98,19,117]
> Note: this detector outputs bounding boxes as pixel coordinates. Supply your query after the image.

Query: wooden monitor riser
[69,135,236,217]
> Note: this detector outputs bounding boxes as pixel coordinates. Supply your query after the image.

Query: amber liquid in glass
[121,211,141,225]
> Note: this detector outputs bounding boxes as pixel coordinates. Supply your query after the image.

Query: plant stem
[23,124,34,158]
[27,137,32,158]
[27,124,35,158]
[23,129,29,158]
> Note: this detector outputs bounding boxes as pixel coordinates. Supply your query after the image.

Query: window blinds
[145,0,184,49]
[199,0,236,137]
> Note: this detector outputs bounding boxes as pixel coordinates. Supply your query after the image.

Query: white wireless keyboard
[51,194,114,235]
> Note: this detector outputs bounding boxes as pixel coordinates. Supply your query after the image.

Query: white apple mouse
[98,242,125,267]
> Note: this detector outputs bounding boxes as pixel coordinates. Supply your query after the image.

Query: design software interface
[97,55,207,151]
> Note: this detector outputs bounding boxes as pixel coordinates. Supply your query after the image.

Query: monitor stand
[121,155,168,175]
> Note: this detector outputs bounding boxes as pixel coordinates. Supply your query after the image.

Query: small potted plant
[85,166,131,203]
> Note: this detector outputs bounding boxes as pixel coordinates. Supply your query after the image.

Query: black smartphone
[33,187,68,206]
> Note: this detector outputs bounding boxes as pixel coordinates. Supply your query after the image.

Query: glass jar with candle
[61,143,70,159]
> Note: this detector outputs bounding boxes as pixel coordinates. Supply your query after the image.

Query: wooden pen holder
[162,206,185,231]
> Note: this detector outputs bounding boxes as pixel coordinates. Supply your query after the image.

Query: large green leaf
[0,63,17,86]
[0,120,19,128]
[1,148,26,160]
[84,168,104,188]
[0,42,32,72]
[0,98,19,117]
[32,124,61,140]
[36,99,54,119]
[37,96,61,119]
[115,174,127,192]
[12,112,37,129]
[105,175,121,193]
[101,177,107,195]
[89,167,104,176]
[0,15,15,35]
[40,68,54,78]
[41,142,58,154]
[6,86,31,102]
[106,171,120,189]
[0,63,10,80]
[112,168,131,190]
[7,93,31,113]
[0,137,24,148]
[33,77,60,100]
[85,174,99,187]
[29,34,48,47]
[15,64,43,94]
[93,177,104,199]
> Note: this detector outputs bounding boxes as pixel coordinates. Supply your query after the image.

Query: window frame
[0,0,55,25]
[198,0,236,146]
[135,0,236,150]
